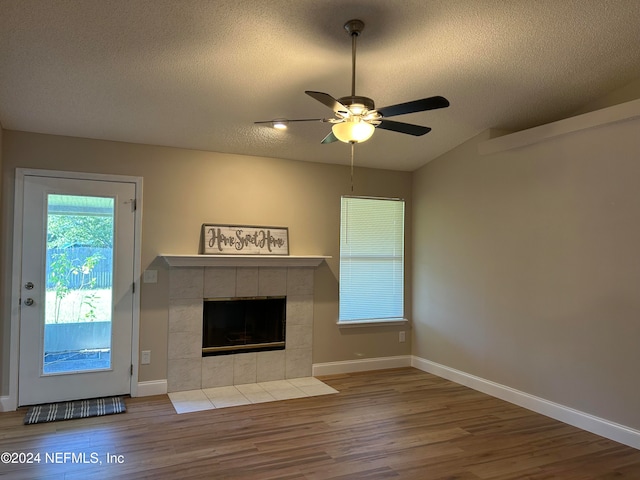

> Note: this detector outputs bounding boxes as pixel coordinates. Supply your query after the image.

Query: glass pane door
[43,194,115,375]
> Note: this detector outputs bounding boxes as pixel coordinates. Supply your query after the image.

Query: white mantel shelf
[160,254,330,268]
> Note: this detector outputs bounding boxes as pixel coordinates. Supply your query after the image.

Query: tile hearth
[169,377,338,414]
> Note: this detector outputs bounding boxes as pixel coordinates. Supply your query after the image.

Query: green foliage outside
[47,214,113,248]
[46,210,114,324]
[48,251,103,323]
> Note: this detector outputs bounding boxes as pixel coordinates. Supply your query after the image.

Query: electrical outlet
[399,331,406,343]
[141,350,151,365]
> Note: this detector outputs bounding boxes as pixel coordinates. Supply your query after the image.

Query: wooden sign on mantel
[201,224,289,255]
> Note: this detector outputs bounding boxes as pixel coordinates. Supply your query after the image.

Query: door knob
[25,281,34,290]
[23,298,34,306]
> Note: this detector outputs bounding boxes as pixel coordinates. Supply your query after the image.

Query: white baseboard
[2,385,154,410]
[313,355,411,376]
[136,380,168,397]
[412,356,640,450]
[0,382,167,410]
[0,395,16,412]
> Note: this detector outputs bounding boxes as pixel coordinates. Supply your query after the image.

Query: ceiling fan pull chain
[350,142,355,193]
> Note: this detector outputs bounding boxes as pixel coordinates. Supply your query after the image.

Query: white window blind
[339,196,405,322]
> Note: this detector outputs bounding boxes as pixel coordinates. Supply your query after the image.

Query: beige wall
[0,126,5,394]
[412,116,640,429]
[0,131,412,394]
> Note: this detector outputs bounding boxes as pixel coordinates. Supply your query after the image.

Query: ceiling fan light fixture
[349,103,367,115]
[272,120,288,130]
[332,117,375,143]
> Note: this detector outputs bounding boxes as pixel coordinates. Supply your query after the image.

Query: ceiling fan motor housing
[338,95,375,114]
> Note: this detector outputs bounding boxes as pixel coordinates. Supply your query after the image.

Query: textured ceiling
[1,0,640,171]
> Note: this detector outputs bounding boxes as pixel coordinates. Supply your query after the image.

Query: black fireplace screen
[202,296,286,356]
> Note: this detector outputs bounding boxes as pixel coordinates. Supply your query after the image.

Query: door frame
[6,168,143,411]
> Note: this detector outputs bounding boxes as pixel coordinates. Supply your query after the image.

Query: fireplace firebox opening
[202,296,286,356]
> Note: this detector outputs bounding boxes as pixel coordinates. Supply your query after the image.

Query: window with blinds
[339,196,405,323]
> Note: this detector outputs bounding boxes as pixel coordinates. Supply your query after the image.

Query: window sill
[336,318,409,328]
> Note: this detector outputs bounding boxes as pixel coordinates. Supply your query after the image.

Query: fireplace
[163,258,323,392]
[202,296,286,356]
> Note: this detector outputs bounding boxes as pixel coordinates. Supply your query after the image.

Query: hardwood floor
[1,368,640,479]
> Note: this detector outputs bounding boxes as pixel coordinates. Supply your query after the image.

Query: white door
[18,174,137,406]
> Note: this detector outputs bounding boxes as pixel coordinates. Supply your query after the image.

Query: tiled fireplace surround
[167,263,316,392]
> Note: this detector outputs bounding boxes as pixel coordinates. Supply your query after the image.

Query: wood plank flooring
[1,368,640,479]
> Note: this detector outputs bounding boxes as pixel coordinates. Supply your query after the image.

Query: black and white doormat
[24,396,126,425]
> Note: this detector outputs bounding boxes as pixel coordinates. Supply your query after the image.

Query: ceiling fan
[256,19,450,144]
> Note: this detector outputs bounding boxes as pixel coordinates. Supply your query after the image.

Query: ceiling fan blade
[377,120,432,136]
[377,96,449,118]
[254,118,325,124]
[305,91,349,114]
[320,130,339,144]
